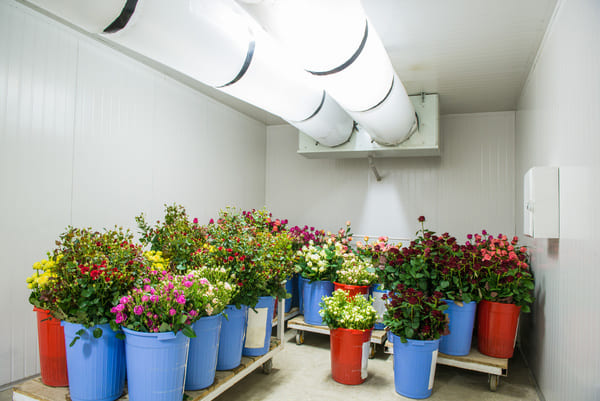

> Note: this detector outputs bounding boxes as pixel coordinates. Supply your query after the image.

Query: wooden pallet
[384,339,508,391]
[12,339,282,401]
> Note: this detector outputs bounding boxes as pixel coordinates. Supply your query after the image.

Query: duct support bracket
[368,156,382,182]
[298,94,439,159]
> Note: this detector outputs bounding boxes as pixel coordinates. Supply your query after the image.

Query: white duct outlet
[298,94,439,158]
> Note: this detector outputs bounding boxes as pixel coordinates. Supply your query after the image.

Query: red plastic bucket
[333,283,370,299]
[477,300,521,358]
[330,327,372,385]
[34,308,68,386]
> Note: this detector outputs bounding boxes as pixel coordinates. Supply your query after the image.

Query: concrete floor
[1,330,540,401]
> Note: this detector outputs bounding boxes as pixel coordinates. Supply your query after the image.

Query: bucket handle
[158,331,177,341]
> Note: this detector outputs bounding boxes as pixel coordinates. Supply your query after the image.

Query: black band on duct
[292,91,327,123]
[103,0,139,34]
[307,20,369,76]
[217,40,256,88]
[360,76,395,113]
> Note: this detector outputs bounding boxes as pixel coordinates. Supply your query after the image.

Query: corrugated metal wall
[0,0,266,386]
[265,111,515,241]
[516,1,600,400]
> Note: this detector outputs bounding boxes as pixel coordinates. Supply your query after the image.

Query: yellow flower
[33,262,41,270]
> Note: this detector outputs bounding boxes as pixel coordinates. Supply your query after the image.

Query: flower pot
[390,332,440,399]
[303,280,334,326]
[333,282,370,300]
[291,274,299,308]
[439,300,477,356]
[217,305,248,370]
[284,277,294,313]
[243,296,275,357]
[330,328,372,385]
[123,328,190,401]
[298,276,309,314]
[477,300,521,358]
[62,322,126,401]
[34,308,68,387]
[371,284,388,330]
[185,314,222,390]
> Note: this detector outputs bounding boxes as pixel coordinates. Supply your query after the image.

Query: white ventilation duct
[26,0,354,147]
[237,0,417,146]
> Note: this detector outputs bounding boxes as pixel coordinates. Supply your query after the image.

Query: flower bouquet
[319,289,377,385]
[466,230,534,358]
[384,285,449,398]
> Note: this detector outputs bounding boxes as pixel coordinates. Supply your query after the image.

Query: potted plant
[356,236,403,330]
[333,251,378,298]
[413,216,481,356]
[319,289,377,385]
[41,226,146,401]
[113,267,233,399]
[288,224,327,312]
[384,285,449,399]
[295,236,348,326]
[27,256,68,387]
[466,231,534,358]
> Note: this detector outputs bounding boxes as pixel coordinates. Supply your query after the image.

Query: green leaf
[69,336,80,347]
[405,328,415,339]
[524,281,535,290]
[116,332,125,340]
[177,314,188,325]
[182,326,197,338]
[159,322,171,332]
[440,280,450,289]
[81,288,93,298]
[93,327,103,339]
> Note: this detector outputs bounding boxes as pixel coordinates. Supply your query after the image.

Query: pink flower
[133,305,143,315]
[176,295,186,305]
[120,296,130,304]
[150,295,159,303]
[169,308,176,316]
[193,218,198,224]
[199,278,209,285]
[141,295,150,302]
[115,312,127,324]
[183,280,193,288]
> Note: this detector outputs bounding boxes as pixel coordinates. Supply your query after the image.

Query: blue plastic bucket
[303,280,334,326]
[123,328,190,401]
[242,296,275,357]
[284,277,294,313]
[390,332,440,399]
[440,300,477,356]
[298,276,309,313]
[185,314,222,390]
[61,322,125,401]
[217,305,248,370]
[372,284,389,330]
[291,274,299,308]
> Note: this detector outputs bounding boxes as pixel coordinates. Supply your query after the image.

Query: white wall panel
[0,0,267,387]
[515,1,600,400]
[0,0,77,385]
[266,112,515,242]
[71,39,156,231]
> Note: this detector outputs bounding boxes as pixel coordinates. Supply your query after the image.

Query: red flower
[90,270,101,280]
[418,216,426,222]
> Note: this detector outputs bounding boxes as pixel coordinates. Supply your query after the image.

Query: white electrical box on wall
[523,166,559,238]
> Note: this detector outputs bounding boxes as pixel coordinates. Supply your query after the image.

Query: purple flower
[133,305,144,315]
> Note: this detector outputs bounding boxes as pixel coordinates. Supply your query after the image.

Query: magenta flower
[169,308,176,316]
[193,217,199,224]
[176,295,186,305]
[150,295,159,303]
[183,280,193,288]
[133,305,144,315]
[115,312,127,324]
[199,278,209,285]
[141,295,150,302]
[120,296,130,304]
